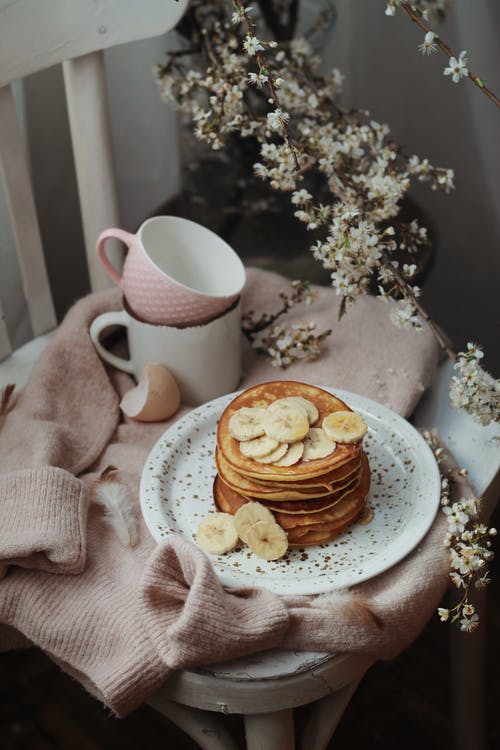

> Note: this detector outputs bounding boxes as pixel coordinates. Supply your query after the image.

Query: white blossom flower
[437,607,449,621]
[291,189,312,205]
[231,6,253,25]
[403,263,417,278]
[444,51,469,83]
[248,71,268,88]
[243,35,264,56]
[418,31,438,55]
[475,572,491,589]
[450,571,464,588]
[385,1,399,16]
[460,613,479,632]
[389,299,422,330]
[437,169,455,192]
[267,108,290,130]
[295,210,311,223]
[443,503,469,535]
[253,162,268,178]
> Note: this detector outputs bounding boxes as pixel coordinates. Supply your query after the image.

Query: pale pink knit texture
[0,267,454,716]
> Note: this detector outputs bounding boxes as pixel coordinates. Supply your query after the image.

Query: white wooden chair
[0,2,498,749]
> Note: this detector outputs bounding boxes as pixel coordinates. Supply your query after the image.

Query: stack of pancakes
[214,381,370,547]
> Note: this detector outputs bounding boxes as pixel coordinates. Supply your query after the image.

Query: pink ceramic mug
[96,216,246,326]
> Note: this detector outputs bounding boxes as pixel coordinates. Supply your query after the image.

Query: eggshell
[120,362,180,422]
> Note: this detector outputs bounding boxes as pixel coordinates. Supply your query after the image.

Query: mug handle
[96,228,135,287]
[89,310,135,375]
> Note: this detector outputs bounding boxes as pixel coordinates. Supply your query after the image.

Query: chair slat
[0,0,189,88]
[63,51,121,291]
[0,85,57,337]
[0,298,12,361]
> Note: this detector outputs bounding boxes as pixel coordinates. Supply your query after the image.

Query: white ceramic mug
[96,216,246,326]
[89,300,242,406]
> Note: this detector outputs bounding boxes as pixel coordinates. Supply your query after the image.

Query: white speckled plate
[140,388,441,595]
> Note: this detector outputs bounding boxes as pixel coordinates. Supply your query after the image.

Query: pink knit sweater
[0,268,455,716]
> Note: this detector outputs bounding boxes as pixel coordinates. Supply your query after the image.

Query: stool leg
[148,695,239,750]
[244,708,295,750]
[299,678,363,750]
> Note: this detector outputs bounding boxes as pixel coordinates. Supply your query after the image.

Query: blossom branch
[233,0,301,169]
[242,280,332,369]
[382,256,457,361]
[423,429,496,632]
[399,1,500,107]
[155,1,498,423]
[242,279,317,336]
[202,30,222,71]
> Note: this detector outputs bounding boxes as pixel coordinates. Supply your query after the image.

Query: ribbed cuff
[0,467,87,577]
[141,537,289,671]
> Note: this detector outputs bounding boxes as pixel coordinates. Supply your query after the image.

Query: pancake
[287,517,368,545]
[217,381,359,481]
[213,453,370,534]
[259,476,360,513]
[214,473,360,516]
[288,528,339,546]
[216,448,362,501]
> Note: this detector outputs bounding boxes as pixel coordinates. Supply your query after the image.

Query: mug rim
[136,215,246,300]
[123,294,241,330]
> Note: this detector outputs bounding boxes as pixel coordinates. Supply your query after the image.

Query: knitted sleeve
[0,289,122,577]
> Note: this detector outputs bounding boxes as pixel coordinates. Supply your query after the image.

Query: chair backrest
[0,0,188,360]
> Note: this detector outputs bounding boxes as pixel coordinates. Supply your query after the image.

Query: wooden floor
[1,502,498,749]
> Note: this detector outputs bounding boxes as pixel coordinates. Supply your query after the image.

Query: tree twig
[382,254,457,361]
[234,0,301,170]
[400,1,500,108]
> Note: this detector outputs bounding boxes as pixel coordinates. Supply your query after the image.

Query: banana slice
[240,435,279,458]
[269,397,318,425]
[229,407,267,441]
[254,443,289,464]
[246,520,289,561]
[322,411,367,443]
[302,427,336,461]
[264,402,309,442]
[234,501,276,543]
[196,513,239,555]
[274,441,304,467]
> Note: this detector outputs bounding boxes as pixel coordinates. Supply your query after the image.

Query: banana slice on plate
[322,411,367,443]
[302,427,336,460]
[234,501,276,543]
[269,396,319,425]
[264,401,309,442]
[273,441,304,467]
[254,443,289,464]
[196,513,239,555]
[246,520,289,561]
[240,435,279,458]
[229,407,267,441]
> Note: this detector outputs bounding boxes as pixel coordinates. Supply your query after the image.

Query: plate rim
[140,385,441,594]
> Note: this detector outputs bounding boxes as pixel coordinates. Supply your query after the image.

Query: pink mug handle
[96,228,135,287]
